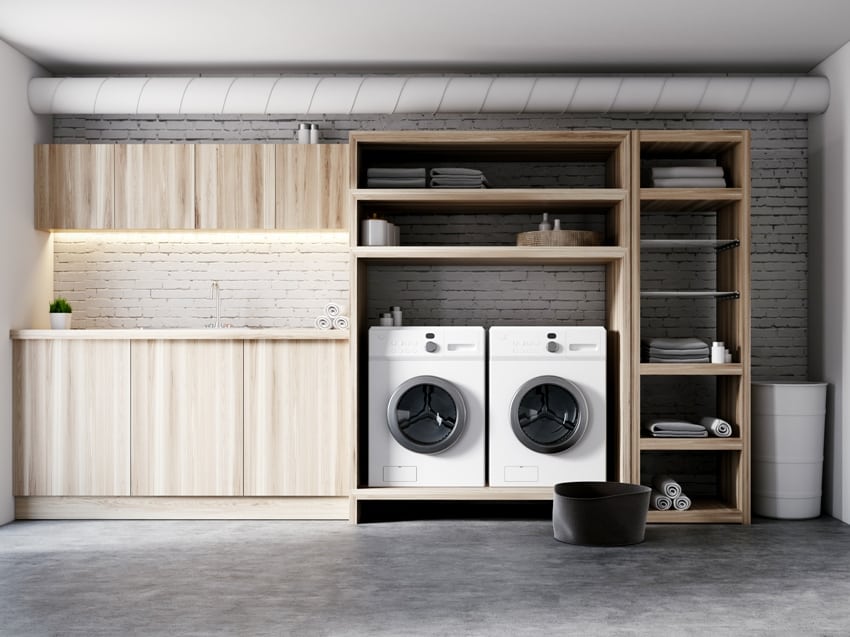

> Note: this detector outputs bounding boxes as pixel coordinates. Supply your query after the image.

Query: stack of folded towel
[429,167,488,188]
[650,475,692,511]
[642,416,734,438]
[366,167,426,188]
[641,337,710,363]
[649,163,727,188]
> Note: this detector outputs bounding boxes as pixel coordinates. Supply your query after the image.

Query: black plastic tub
[553,481,651,546]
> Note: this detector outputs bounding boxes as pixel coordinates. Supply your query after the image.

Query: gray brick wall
[53,112,808,379]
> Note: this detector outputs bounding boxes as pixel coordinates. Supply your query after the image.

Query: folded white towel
[700,416,733,437]
[651,166,725,179]
[651,489,672,511]
[652,177,728,188]
[652,474,682,498]
[314,315,332,330]
[643,420,708,437]
[673,494,692,511]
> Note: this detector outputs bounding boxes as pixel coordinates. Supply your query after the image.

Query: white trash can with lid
[752,381,828,519]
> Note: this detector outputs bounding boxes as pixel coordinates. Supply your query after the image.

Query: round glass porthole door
[510,375,589,454]
[387,375,467,455]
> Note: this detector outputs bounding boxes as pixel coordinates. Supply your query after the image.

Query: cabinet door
[131,340,243,495]
[13,340,130,495]
[275,144,349,230]
[35,144,114,230]
[115,144,194,228]
[195,144,275,229]
[244,340,351,496]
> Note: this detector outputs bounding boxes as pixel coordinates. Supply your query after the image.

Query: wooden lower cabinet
[13,340,131,496]
[131,340,243,496]
[244,340,351,496]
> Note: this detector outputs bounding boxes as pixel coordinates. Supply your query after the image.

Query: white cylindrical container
[725,348,732,363]
[391,306,402,326]
[752,381,829,519]
[379,313,393,326]
[711,341,725,364]
[297,123,310,144]
[310,123,319,144]
[389,223,400,246]
[361,217,388,246]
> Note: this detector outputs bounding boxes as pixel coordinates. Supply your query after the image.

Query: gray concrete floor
[1,516,849,636]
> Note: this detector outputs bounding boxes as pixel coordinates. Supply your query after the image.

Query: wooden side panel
[276,144,350,230]
[195,144,275,229]
[131,340,243,496]
[115,144,194,228]
[13,340,130,495]
[35,144,114,229]
[244,340,351,496]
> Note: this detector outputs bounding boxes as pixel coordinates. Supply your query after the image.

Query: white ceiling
[1,0,849,74]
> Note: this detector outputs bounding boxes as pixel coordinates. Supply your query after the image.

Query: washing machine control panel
[425,341,439,353]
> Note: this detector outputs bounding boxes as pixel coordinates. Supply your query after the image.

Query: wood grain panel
[244,340,351,496]
[131,340,243,496]
[35,144,114,229]
[276,144,349,230]
[115,144,194,228]
[13,339,130,495]
[195,144,275,229]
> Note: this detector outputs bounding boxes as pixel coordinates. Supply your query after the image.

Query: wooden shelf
[352,245,626,264]
[647,500,743,524]
[640,290,739,300]
[640,239,739,250]
[639,363,743,376]
[640,188,743,212]
[354,188,627,211]
[640,437,743,451]
[353,487,553,501]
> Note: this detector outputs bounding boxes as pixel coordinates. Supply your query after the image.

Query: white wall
[809,41,850,524]
[0,41,52,525]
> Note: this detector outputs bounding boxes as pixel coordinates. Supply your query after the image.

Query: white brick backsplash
[53,112,807,378]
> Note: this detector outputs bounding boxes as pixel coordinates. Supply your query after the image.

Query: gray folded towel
[673,494,692,511]
[652,474,683,498]
[652,177,728,188]
[643,420,708,437]
[651,166,725,179]
[646,349,710,357]
[645,356,711,363]
[367,168,426,178]
[651,489,673,511]
[643,337,708,350]
[429,178,487,188]
[430,168,484,177]
[367,178,427,188]
[700,416,733,437]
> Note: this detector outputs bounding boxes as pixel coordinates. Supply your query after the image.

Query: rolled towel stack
[700,416,734,438]
[642,419,708,438]
[429,167,489,188]
[650,163,727,188]
[641,337,710,363]
[314,302,350,330]
[367,167,426,188]
[650,475,692,511]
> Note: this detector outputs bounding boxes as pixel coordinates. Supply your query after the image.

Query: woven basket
[516,229,604,247]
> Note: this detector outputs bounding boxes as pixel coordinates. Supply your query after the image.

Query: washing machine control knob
[425,341,439,353]
[547,341,559,353]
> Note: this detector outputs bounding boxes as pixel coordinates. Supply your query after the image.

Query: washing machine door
[387,375,468,455]
[510,375,589,454]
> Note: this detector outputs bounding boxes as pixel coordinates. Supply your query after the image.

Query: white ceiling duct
[28,75,830,115]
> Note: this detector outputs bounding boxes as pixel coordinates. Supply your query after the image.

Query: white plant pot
[50,313,71,329]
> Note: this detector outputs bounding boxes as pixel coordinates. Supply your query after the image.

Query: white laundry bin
[752,381,828,519]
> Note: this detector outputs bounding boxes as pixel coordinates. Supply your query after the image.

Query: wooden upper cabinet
[276,144,349,230]
[114,144,194,229]
[35,144,114,230]
[195,144,275,229]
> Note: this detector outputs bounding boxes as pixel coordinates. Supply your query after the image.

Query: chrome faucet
[210,281,221,328]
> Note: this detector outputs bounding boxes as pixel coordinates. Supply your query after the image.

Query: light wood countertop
[10,328,349,341]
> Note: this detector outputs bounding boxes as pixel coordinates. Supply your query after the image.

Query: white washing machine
[368,326,486,487]
[489,326,607,487]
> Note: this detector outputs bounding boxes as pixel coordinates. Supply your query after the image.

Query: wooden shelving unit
[631,130,751,524]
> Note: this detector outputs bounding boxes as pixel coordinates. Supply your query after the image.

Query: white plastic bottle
[538,213,552,231]
[711,341,726,364]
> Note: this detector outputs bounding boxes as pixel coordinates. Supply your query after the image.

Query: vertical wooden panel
[276,144,350,230]
[131,340,243,496]
[195,144,275,229]
[35,144,114,230]
[244,340,351,496]
[115,144,194,228]
[13,340,130,495]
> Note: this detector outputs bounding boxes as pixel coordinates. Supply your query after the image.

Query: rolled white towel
[332,315,350,330]
[651,474,682,498]
[324,303,342,318]
[700,416,733,438]
[314,315,332,330]
[673,494,692,511]
[651,489,672,511]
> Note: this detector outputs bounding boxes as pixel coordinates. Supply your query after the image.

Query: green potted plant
[49,297,72,329]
